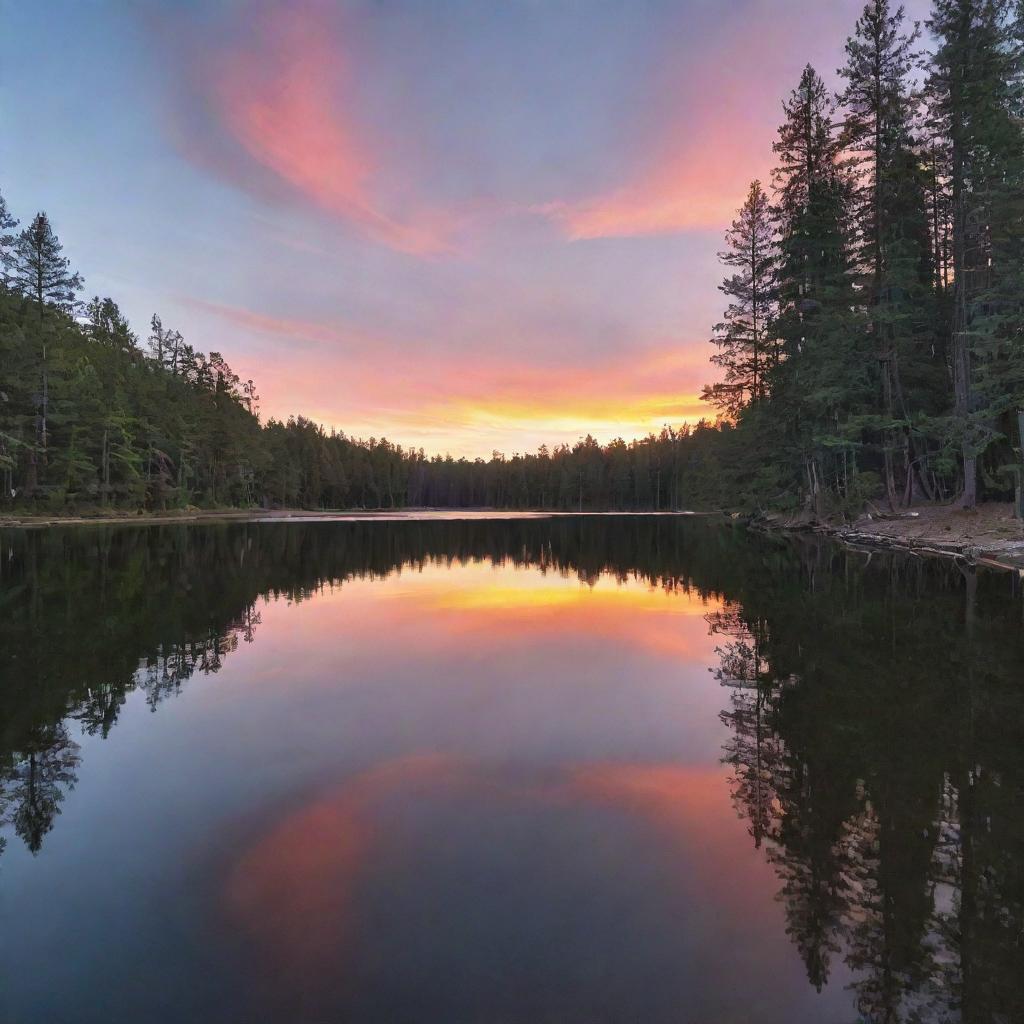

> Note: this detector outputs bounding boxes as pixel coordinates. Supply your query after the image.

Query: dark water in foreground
[1,516,1022,1024]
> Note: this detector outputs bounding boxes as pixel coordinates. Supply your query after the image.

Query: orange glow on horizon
[160,1,772,454]
[189,299,713,458]
[419,564,720,660]
[221,566,743,991]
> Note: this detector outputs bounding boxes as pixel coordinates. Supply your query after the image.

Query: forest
[0,208,713,512]
[701,0,1024,515]
[1,0,1022,515]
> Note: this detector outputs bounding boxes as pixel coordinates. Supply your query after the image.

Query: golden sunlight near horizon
[325,398,713,459]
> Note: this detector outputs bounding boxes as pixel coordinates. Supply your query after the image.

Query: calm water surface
[0,516,1022,1023]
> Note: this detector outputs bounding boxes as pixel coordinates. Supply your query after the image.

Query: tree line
[702,0,1024,513]
[0,196,726,511]
[1,0,1021,515]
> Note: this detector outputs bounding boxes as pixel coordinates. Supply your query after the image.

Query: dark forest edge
[2,0,1023,519]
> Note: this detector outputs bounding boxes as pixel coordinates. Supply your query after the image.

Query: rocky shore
[755,502,1024,574]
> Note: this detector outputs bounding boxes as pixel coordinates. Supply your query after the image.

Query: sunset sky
[2,0,929,457]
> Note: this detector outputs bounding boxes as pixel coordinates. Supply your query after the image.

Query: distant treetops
[0,196,711,513]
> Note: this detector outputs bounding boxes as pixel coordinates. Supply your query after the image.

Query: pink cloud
[537,1,892,241]
[537,148,758,240]
[174,2,456,255]
[538,45,776,240]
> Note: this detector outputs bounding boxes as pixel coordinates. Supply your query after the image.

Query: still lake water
[1,515,1022,1023]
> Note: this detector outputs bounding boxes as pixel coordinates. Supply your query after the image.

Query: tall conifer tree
[703,180,777,417]
[772,66,869,514]
[8,212,82,315]
[928,0,1022,506]
[6,212,83,479]
[0,189,18,289]
[839,2,938,505]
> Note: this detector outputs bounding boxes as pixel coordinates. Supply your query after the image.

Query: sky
[0,0,931,457]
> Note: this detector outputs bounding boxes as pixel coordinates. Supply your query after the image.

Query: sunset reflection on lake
[2,518,1020,1023]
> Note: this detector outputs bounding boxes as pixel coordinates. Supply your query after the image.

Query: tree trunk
[40,343,48,461]
[881,356,900,510]
[1017,411,1024,519]
[102,427,110,502]
[949,36,976,510]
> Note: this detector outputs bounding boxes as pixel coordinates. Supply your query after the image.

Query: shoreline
[4,503,1022,574]
[0,507,711,530]
[0,508,541,529]
[750,502,1024,575]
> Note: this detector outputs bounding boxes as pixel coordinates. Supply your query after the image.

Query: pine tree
[702,180,777,417]
[87,297,138,352]
[8,212,82,315]
[6,213,83,485]
[839,1,922,289]
[839,2,938,506]
[148,314,184,373]
[0,191,23,494]
[0,189,18,288]
[771,66,870,515]
[928,0,1023,506]
[975,2,1024,481]
[773,67,835,226]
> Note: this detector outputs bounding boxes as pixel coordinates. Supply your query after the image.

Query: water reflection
[0,518,1022,1022]
[709,541,1024,1023]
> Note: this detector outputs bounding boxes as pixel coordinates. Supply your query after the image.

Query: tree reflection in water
[711,538,1024,1023]
[1,517,1022,1019]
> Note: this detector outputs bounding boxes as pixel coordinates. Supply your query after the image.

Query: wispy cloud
[535,1,887,241]
[537,49,773,240]
[170,2,457,254]
[536,151,749,241]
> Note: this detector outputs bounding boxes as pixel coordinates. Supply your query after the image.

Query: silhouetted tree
[703,181,777,417]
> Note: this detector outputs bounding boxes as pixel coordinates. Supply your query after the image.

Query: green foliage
[702,180,777,416]
[697,1,1024,516]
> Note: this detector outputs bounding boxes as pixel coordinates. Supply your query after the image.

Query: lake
[1,515,1022,1023]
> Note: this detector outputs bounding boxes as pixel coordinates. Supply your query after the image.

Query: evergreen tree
[5,213,83,487]
[839,2,922,288]
[928,0,1023,506]
[974,2,1024,479]
[148,313,183,373]
[7,212,82,315]
[702,180,777,417]
[0,188,18,288]
[771,66,871,515]
[839,1,939,506]
[87,296,138,352]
